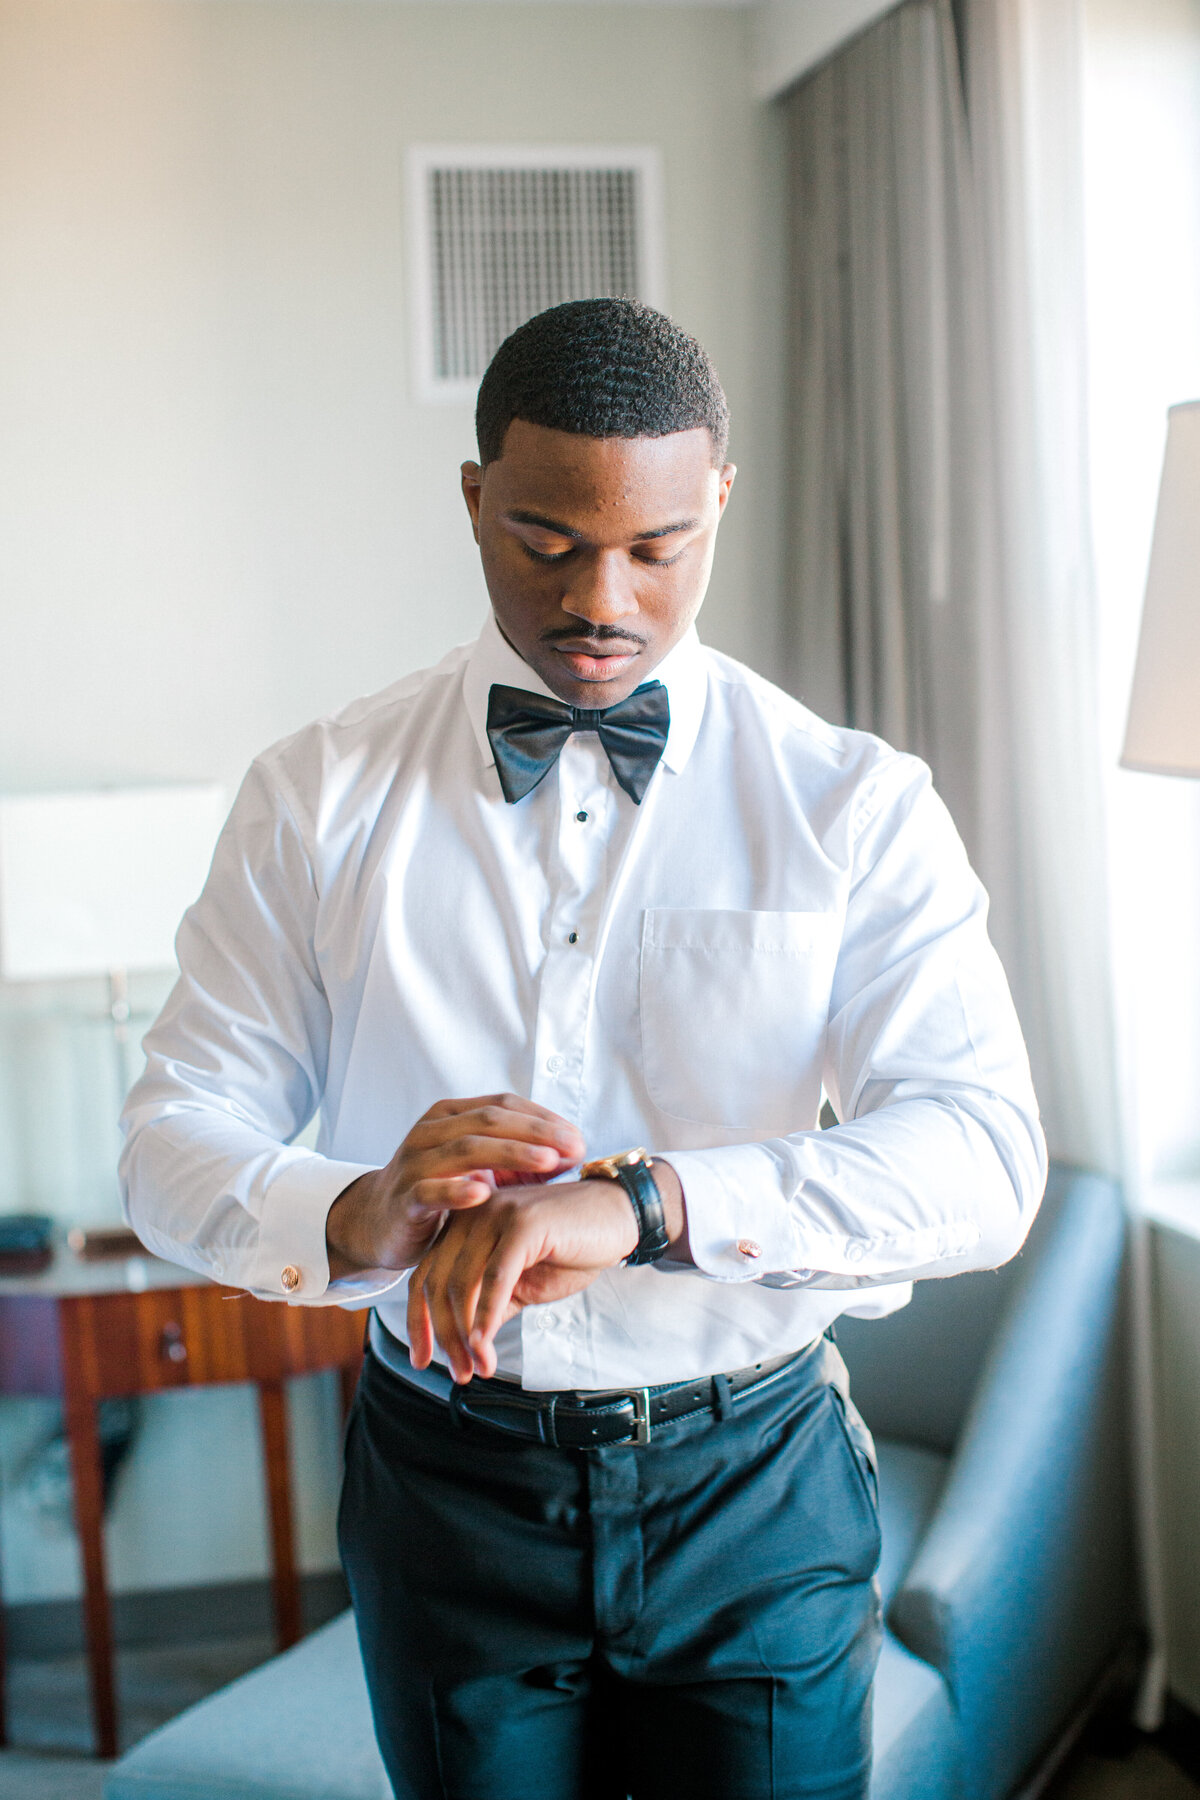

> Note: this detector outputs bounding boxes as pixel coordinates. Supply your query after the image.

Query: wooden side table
[0,1243,365,1757]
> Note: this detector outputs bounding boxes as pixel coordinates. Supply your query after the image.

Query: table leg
[63,1392,118,1758]
[256,1379,302,1650]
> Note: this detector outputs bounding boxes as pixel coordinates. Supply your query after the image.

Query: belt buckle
[629,1388,652,1447]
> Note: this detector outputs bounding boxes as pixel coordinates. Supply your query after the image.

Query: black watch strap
[616,1159,670,1266]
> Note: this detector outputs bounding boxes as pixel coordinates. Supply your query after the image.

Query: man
[121,299,1045,1800]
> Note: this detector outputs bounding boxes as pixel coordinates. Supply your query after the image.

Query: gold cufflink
[281,1265,301,1292]
[736,1238,762,1260]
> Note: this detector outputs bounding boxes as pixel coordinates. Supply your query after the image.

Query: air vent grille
[408,147,665,403]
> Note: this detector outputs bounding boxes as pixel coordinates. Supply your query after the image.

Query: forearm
[120,1097,382,1302]
[663,1088,1047,1289]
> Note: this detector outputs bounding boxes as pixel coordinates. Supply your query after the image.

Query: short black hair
[475,298,730,467]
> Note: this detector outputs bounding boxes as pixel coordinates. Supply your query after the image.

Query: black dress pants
[338,1335,882,1800]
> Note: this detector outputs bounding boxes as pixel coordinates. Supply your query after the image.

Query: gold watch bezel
[580,1146,652,1181]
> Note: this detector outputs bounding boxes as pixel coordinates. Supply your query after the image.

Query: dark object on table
[67,1225,145,1260]
[0,1212,54,1273]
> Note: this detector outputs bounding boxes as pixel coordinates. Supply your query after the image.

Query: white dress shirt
[120,615,1046,1390]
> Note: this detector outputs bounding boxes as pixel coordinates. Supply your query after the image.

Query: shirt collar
[462,611,708,783]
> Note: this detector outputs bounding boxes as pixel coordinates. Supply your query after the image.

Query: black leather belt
[368,1312,814,1449]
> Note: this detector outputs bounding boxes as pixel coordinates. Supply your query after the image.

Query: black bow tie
[486,681,671,805]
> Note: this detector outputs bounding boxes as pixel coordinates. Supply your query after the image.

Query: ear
[461,462,484,543]
[716,464,737,517]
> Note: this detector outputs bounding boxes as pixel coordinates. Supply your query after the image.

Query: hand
[325,1095,585,1280]
[406,1160,688,1382]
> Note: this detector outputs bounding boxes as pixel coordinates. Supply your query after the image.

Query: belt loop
[710,1372,734,1421]
[448,1384,467,1431]
[538,1395,559,1449]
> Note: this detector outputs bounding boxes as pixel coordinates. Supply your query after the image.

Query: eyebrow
[505,509,700,543]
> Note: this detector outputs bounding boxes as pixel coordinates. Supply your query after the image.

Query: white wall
[751,0,896,98]
[0,0,786,1602]
[0,0,785,799]
[1083,0,1200,1186]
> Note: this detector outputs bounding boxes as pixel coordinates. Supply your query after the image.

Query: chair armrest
[887,1168,1137,1800]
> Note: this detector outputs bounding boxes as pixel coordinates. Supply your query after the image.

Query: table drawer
[59,1285,366,1398]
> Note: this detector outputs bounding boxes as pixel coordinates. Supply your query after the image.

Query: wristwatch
[581,1147,670,1266]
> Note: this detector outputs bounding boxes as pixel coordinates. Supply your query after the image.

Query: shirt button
[844,1241,865,1264]
[568,932,579,945]
[736,1239,762,1260]
[575,811,588,822]
[281,1265,301,1292]
[545,1054,565,1075]
[536,1312,554,1331]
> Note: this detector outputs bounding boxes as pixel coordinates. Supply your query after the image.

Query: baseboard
[4,1570,350,1659]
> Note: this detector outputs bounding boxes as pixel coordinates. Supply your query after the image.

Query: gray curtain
[785,0,987,855]
[783,0,1121,1177]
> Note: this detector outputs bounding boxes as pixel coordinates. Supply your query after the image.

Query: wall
[1082,0,1200,1715]
[0,0,786,1602]
[1083,0,1200,1187]
[751,0,897,98]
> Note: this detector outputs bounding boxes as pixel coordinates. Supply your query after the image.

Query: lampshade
[0,785,227,981]
[1121,399,1200,776]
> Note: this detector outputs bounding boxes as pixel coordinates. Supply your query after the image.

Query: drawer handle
[160,1321,188,1364]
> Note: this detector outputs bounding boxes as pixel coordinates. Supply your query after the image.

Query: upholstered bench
[101,1439,951,1800]
[104,1166,1134,1800]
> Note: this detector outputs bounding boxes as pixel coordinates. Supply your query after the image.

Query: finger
[443,1223,504,1373]
[469,1236,538,1375]
[406,1262,435,1369]
[412,1106,585,1163]
[422,1093,580,1128]
[407,1175,491,1222]
[412,1133,575,1183]
[414,1104,584,1155]
[512,1265,599,1306]
[424,1232,484,1384]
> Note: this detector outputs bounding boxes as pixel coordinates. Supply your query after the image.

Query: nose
[560,550,639,629]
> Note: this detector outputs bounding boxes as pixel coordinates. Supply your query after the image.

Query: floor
[2,1640,1199,1799]
[1,1635,273,1798]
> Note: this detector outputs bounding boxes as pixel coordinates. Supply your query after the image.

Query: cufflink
[281,1265,302,1292]
[735,1238,762,1260]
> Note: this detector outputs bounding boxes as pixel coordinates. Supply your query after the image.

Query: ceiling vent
[407,145,666,404]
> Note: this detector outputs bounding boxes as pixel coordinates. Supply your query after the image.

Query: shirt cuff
[665,1141,982,1288]
[251,1152,398,1303]
[663,1143,802,1282]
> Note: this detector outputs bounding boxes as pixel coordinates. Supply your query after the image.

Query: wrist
[578,1177,641,1261]
[581,1148,682,1266]
[650,1159,689,1257]
[325,1169,379,1279]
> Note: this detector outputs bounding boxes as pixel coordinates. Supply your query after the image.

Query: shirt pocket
[639,908,839,1133]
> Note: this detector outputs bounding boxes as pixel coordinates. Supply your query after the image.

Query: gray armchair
[856,1162,1137,1798]
[105,1164,1137,1800]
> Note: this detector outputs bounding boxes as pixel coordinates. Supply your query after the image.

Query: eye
[521,544,573,565]
[635,547,686,567]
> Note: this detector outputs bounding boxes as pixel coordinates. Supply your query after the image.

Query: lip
[552,641,642,680]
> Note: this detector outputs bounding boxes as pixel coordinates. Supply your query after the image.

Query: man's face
[461,420,736,708]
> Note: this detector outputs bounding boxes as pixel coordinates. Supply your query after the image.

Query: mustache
[541,625,647,648]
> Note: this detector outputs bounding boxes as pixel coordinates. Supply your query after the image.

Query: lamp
[1121,399,1200,775]
[1118,397,1200,1731]
[0,784,227,1102]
